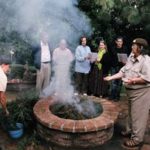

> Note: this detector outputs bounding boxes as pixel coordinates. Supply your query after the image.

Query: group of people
[0,32,150,149]
[29,34,150,149]
[32,34,130,101]
[75,36,129,101]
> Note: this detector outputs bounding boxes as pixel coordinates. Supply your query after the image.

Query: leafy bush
[0,111,19,131]
[7,89,39,129]
[17,131,41,150]
[9,64,25,79]
[8,64,36,80]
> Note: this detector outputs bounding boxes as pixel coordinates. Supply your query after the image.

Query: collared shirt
[0,66,7,92]
[120,53,150,89]
[41,41,51,63]
[75,45,91,74]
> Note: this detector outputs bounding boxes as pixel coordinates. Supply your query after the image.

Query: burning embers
[33,96,119,149]
[50,97,103,120]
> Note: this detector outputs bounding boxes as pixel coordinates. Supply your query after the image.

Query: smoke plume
[0,0,92,49]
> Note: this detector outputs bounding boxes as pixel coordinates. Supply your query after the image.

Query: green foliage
[0,110,19,130]
[17,131,41,150]
[94,0,114,10]
[78,0,150,44]
[10,64,25,79]
[145,24,150,34]
[128,9,141,25]
[0,31,33,65]
[9,64,36,80]
[7,89,39,128]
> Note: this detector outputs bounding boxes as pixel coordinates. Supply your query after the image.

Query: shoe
[122,139,143,149]
[74,92,79,96]
[83,93,87,96]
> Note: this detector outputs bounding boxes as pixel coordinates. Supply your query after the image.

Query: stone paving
[0,92,150,150]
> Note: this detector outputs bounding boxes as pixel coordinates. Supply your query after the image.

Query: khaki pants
[126,87,150,142]
[36,63,51,94]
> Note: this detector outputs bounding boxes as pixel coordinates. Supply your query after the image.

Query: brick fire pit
[33,96,119,149]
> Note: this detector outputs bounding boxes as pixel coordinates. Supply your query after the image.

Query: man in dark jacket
[109,36,129,101]
[32,32,51,94]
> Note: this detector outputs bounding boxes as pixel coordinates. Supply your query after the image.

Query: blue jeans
[110,67,122,100]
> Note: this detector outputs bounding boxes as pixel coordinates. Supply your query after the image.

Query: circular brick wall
[33,96,119,148]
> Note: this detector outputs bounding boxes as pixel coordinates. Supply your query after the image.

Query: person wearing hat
[104,38,150,149]
[0,56,11,116]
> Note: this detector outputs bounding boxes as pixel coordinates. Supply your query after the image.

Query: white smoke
[0,0,92,49]
[41,39,74,103]
[41,46,98,116]
[0,0,97,115]
[40,40,97,118]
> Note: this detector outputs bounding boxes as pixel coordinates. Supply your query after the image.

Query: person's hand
[104,76,112,81]
[122,78,133,85]
[85,53,91,60]
[95,58,100,63]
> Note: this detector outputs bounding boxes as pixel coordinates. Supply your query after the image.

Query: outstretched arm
[104,72,123,81]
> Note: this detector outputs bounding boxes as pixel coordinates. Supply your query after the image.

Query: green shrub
[9,64,36,80]
[10,64,25,79]
[7,89,39,128]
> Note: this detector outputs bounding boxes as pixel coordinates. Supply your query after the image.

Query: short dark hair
[0,55,11,65]
[79,36,87,45]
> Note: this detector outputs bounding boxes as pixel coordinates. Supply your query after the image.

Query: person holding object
[88,40,111,97]
[104,38,150,149]
[75,36,91,96]
[109,36,129,101]
[0,56,11,116]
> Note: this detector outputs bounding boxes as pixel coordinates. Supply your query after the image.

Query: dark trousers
[75,72,88,94]
[110,66,122,100]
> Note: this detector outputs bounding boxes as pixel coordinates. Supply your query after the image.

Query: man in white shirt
[32,32,51,94]
[0,57,11,115]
